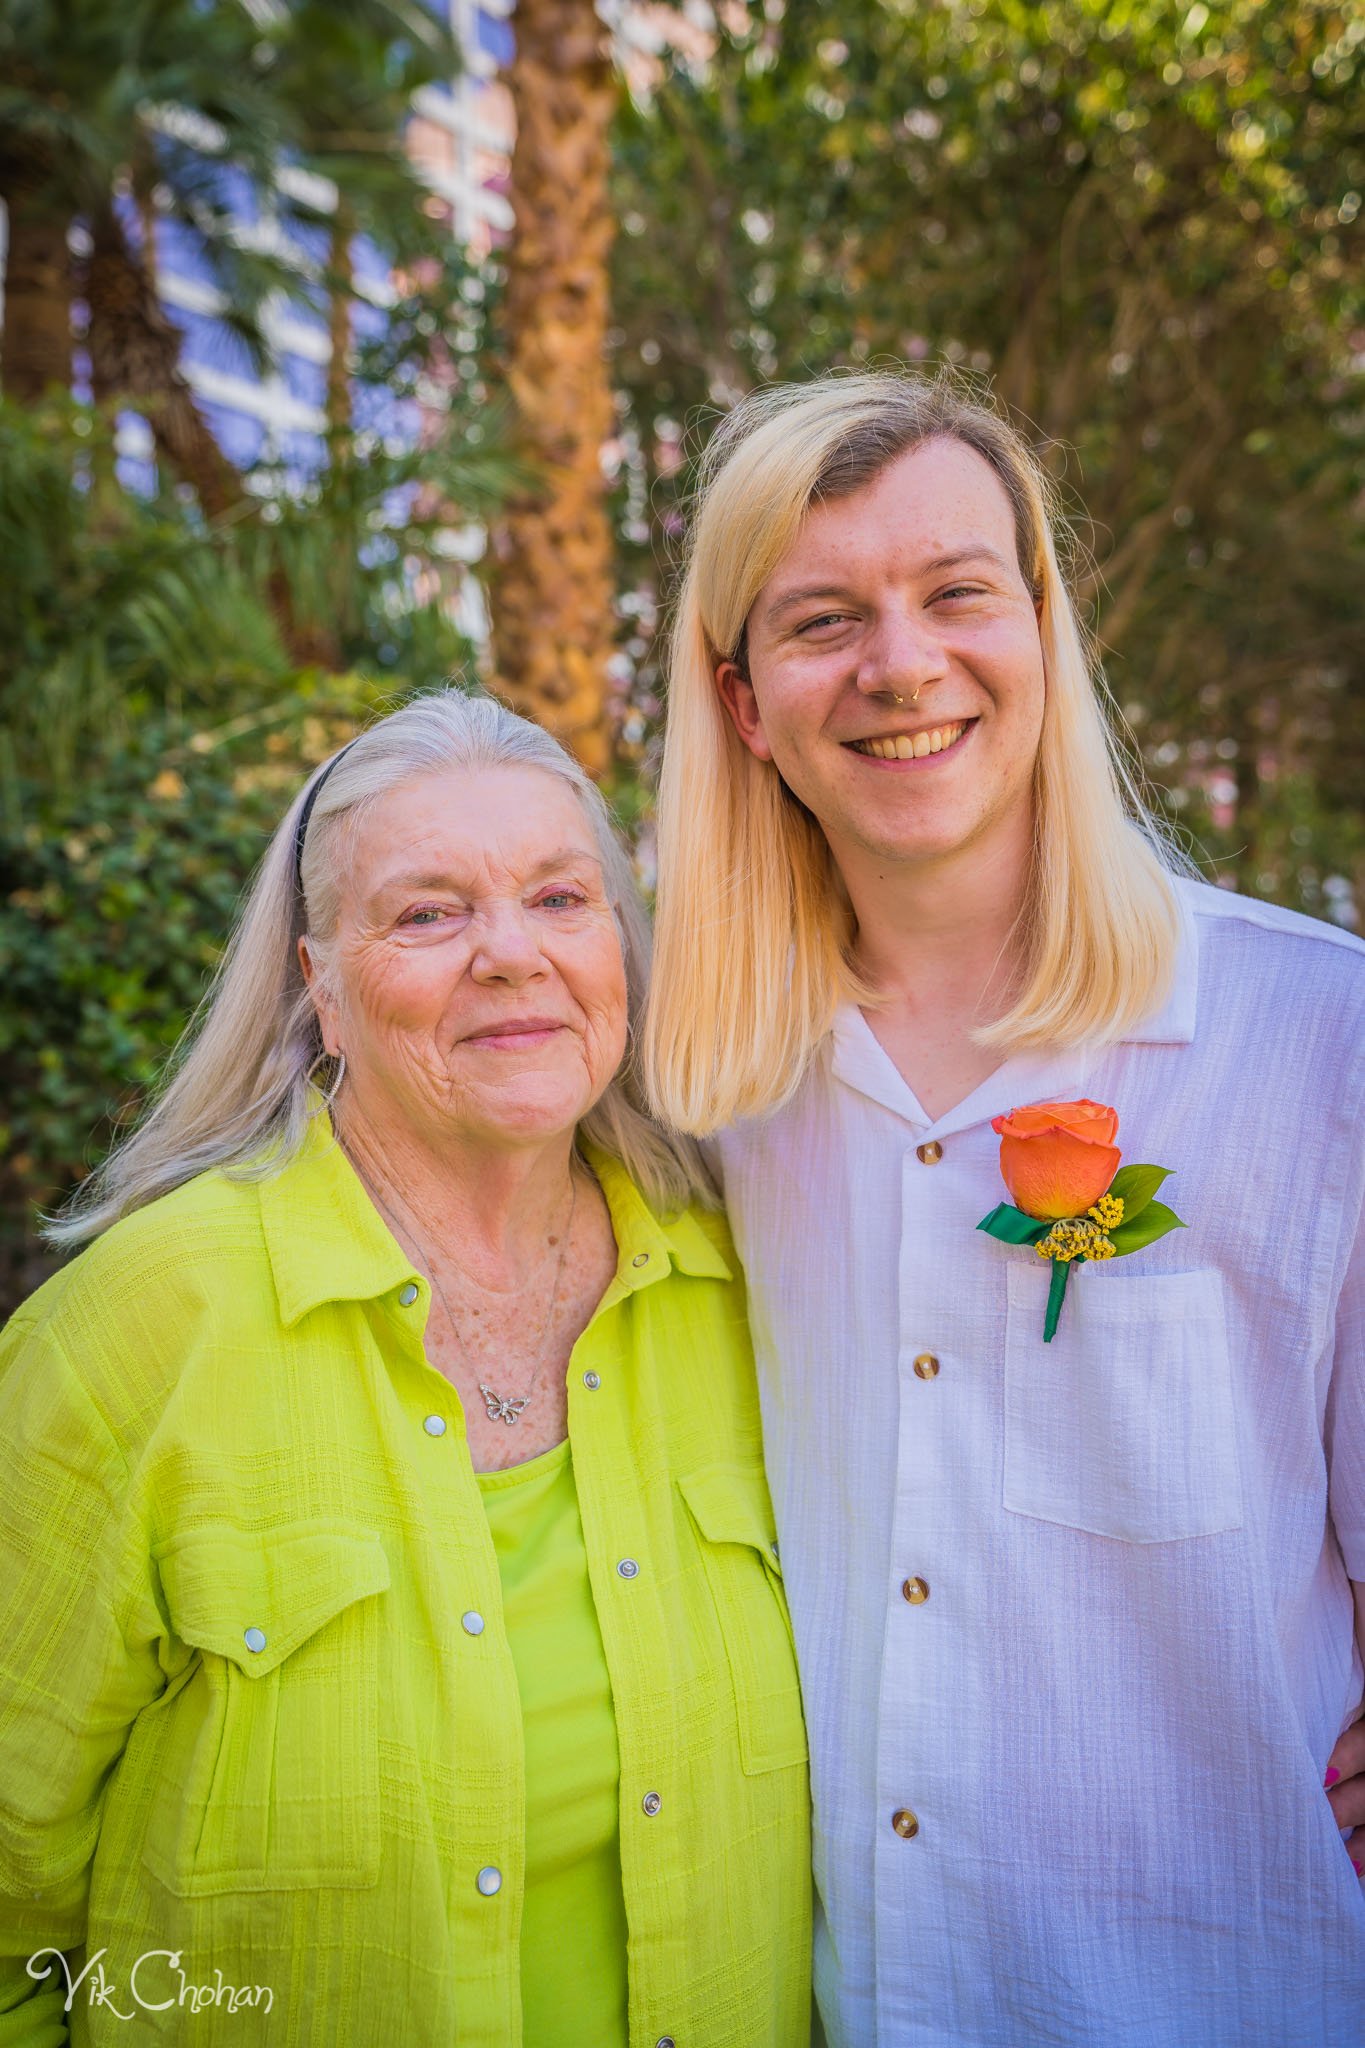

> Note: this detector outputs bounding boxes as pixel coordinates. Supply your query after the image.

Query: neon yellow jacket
[0,1121,810,2046]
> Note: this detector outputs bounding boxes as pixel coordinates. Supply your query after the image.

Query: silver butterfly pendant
[478,1384,531,1426]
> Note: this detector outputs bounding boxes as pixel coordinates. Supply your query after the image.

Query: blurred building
[137,0,516,481]
[144,0,710,481]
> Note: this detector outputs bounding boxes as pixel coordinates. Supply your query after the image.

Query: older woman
[0,693,810,2046]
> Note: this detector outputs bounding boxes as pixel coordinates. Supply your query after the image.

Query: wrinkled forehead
[341,764,604,898]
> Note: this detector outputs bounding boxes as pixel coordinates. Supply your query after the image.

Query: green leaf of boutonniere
[976,1203,1053,1246]
[1107,1198,1186,1256]
[1107,1163,1172,1224]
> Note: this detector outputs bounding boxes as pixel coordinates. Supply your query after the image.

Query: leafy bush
[0,689,415,1308]
[0,395,498,1313]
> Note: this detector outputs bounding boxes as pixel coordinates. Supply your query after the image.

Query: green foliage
[0,396,493,1308]
[610,0,1365,918]
[0,6,516,1311]
[263,0,460,262]
[1,0,300,377]
[0,692,392,1294]
[352,240,506,417]
[0,0,461,393]
[0,394,509,793]
[1108,1163,1173,1222]
[1107,1200,1187,1256]
[0,398,289,792]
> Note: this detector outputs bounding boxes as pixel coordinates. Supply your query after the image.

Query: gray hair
[50,689,709,1246]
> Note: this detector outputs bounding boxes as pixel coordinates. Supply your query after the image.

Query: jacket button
[398,1282,419,1306]
[583,1371,601,1390]
[461,1611,485,1636]
[617,1558,639,1579]
[243,1627,266,1654]
[475,1866,502,1896]
[423,1414,447,1436]
[641,1791,662,1817]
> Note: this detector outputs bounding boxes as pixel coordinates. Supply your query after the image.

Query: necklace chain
[355,1148,579,1427]
[469,1171,577,1424]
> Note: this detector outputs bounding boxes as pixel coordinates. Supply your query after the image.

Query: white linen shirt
[716,878,1365,2047]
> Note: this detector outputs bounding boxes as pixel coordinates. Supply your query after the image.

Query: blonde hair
[644,370,1188,1135]
[52,689,708,1246]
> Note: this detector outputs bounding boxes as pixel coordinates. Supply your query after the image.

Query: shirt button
[902,1577,930,1604]
[641,1790,662,1817]
[617,1558,640,1580]
[916,1141,943,1165]
[398,1282,419,1306]
[243,1627,266,1654]
[631,1252,650,1268]
[461,1611,485,1636]
[583,1371,602,1390]
[891,1808,920,1839]
[913,1353,940,1380]
[423,1414,447,1436]
[475,1865,502,1895]
[656,2037,677,2047]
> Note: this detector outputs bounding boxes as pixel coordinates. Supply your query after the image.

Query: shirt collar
[1127,875,1200,1044]
[258,1117,729,1328]
[582,1142,732,1289]
[829,876,1200,1138]
[259,1113,416,1329]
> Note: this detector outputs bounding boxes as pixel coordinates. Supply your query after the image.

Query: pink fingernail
[1326,1768,1341,1787]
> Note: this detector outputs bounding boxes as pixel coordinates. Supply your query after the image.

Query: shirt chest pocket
[142,1520,390,1896]
[1003,1265,1243,1544]
[678,1466,809,1775]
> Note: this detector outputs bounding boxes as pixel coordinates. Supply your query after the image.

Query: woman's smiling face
[717,435,1047,876]
[307,765,629,1151]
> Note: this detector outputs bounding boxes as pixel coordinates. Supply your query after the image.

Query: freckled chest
[420,1187,620,1472]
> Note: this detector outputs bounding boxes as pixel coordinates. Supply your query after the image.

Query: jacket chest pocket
[678,1466,808,1775]
[1003,1265,1243,1544]
[143,1520,390,1895]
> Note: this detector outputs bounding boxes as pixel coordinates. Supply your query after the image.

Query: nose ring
[889,689,922,708]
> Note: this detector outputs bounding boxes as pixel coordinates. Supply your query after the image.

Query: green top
[0,1115,810,2047]
[477,1441,628,2047]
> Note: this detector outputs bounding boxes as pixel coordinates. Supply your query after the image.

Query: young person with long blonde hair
[645,371,1365,2047]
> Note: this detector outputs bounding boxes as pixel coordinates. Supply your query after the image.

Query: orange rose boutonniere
[977,1098,1184,1341]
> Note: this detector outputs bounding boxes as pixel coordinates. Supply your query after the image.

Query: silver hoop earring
[306,1049,346,1112]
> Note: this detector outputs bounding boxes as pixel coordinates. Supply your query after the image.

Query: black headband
[293,737,361,894]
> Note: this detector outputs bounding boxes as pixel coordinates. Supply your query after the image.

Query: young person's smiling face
[717,435,1047,877]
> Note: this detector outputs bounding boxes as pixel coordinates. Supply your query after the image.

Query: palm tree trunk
[85,204,242,520]
[327,204,354,436]
[489,0,617,776]
[0,178,72,399]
